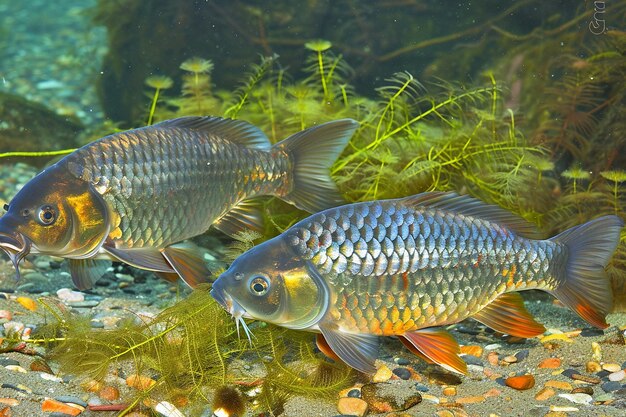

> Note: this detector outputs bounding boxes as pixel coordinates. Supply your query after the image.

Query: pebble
[394,357,410,366]
[1,383,32,394]
[426,371,462,386]
[41,399,81,416]
[540,334,572,343]
[30,358,53,373]
[55,396,88,408]
[0,358,20,367]
[585,361,601,373]
[337,397,368,417]
[56,288,85,303]
[544,380,573,391]
[456,395,485,404]
[487,351,499,366]
[570,373,600,384]
[601,381,622,392]
[15,296,37,311]
[463,355,483,366]
[347,389,361,398]
[535,387,555,401]
[68,300,100,308]
[514,349,529,362]
[5,365,27,373]
[0,310,12,321]
[361,383,421,413]
[504,374,535,390]
[154,401,185,417]
[571,387,593,395]
[602,363,622,373]
[414,383,429,392]
[442,386,457,396]
[126,374,156,390]
[0,398,19,407]
[557,393,593,405]
[40,373,63,383]
[538,358,561,369]
[580,328,604,337]
[392,367,411,380]
[373,365,393,382]
[608,369,626,382]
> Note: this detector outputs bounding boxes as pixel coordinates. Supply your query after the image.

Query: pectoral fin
[68,259,112,290]
[401,328,467,374]
[214,199,264,238]
[315,334,342,363]
[319,323,379,374]
[103,245,175,273]
[161,243,211,288]
[472,292,546,338]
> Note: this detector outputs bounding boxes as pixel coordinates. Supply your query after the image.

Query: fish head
[211,236,330,331]
[0,165,110,278]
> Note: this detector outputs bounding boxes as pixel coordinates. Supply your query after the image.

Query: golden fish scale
[285,200,563,336]
[64,126,289,249]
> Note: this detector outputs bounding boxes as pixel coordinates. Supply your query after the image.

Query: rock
[487,351,499,366]
[392,368,411,380]
[56,288,85,303]
[0,398,19,407]
[15,296,37,311]
[337,397,368,417]
[456,395,485,404]
[372,365,393,382]
[609,370,626,382]
[30,359,53,374]
[514,349,529,362]
[580,328,604,337]
[538,358,561,369]
[0,92,82,167]
[602,363,623,373]
[535,387,555,401]
[41,399,81,416]
[54,396,87,408]
[558,393,593,405]
[154,401,185,417]
[442,386,456,396]
[544,380,573,391]
[394,357,410,366]
[0,358,20,367]
[0,310,12,321]
[68,300,100,308]
[570,373,601,384]
[601,381,622,392]
[505,374,535,390]
[414,383,429,392]
[462,355,483,366]
[347,389,361,398]
[426,371,462,386]
[571,387,593,395]
[361,383,422,413]
[585,361,601,373]
[126,374,156,390]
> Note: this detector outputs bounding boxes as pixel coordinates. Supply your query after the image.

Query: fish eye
[249,275,270,296]
[37,205,57,225]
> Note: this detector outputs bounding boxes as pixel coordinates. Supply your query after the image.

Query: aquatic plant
[144,75,173,125]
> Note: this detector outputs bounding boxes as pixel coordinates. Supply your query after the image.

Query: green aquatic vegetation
[145,75,174,125]
[21,288,353,416]
[600,170,626,215]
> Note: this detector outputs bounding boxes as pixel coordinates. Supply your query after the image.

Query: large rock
[0,92,83,167]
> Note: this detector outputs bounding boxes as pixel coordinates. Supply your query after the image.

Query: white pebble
[484,343,501,350]
[558,393,592,405]
[608,369,625,382]
[3,321,25,334]
[40,373,63,382]
[154,401,185,417]
[56,288,85,303]
[5,365,28,373]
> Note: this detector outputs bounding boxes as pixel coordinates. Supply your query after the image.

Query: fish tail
[275,119,358,213]
[550,215,623,328]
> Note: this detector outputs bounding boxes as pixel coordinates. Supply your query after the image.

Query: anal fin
[68,258,112,290]
[319,323,379,374]
[214,199,264,238]
[316,334,342,363]
[401,328,467,374]
[103,245,175,273]
[473,292,546,338]
[161,242,212,288]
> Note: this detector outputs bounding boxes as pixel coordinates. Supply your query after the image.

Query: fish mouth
[210,285,254,343]
[0,230,31,280]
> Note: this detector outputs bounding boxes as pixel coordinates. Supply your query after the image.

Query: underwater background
[0,1,625,416]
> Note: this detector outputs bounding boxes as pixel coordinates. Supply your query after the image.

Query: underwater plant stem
[612,182,620,215]
[317,50,329,103]
[147,87,161,126]
[0,149,77,159]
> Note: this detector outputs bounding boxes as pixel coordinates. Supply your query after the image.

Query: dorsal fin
[153,116,272,151]
[398,192,542,238]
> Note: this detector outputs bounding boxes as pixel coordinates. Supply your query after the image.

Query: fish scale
[66,127,288,249]
[286,198,560,335]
